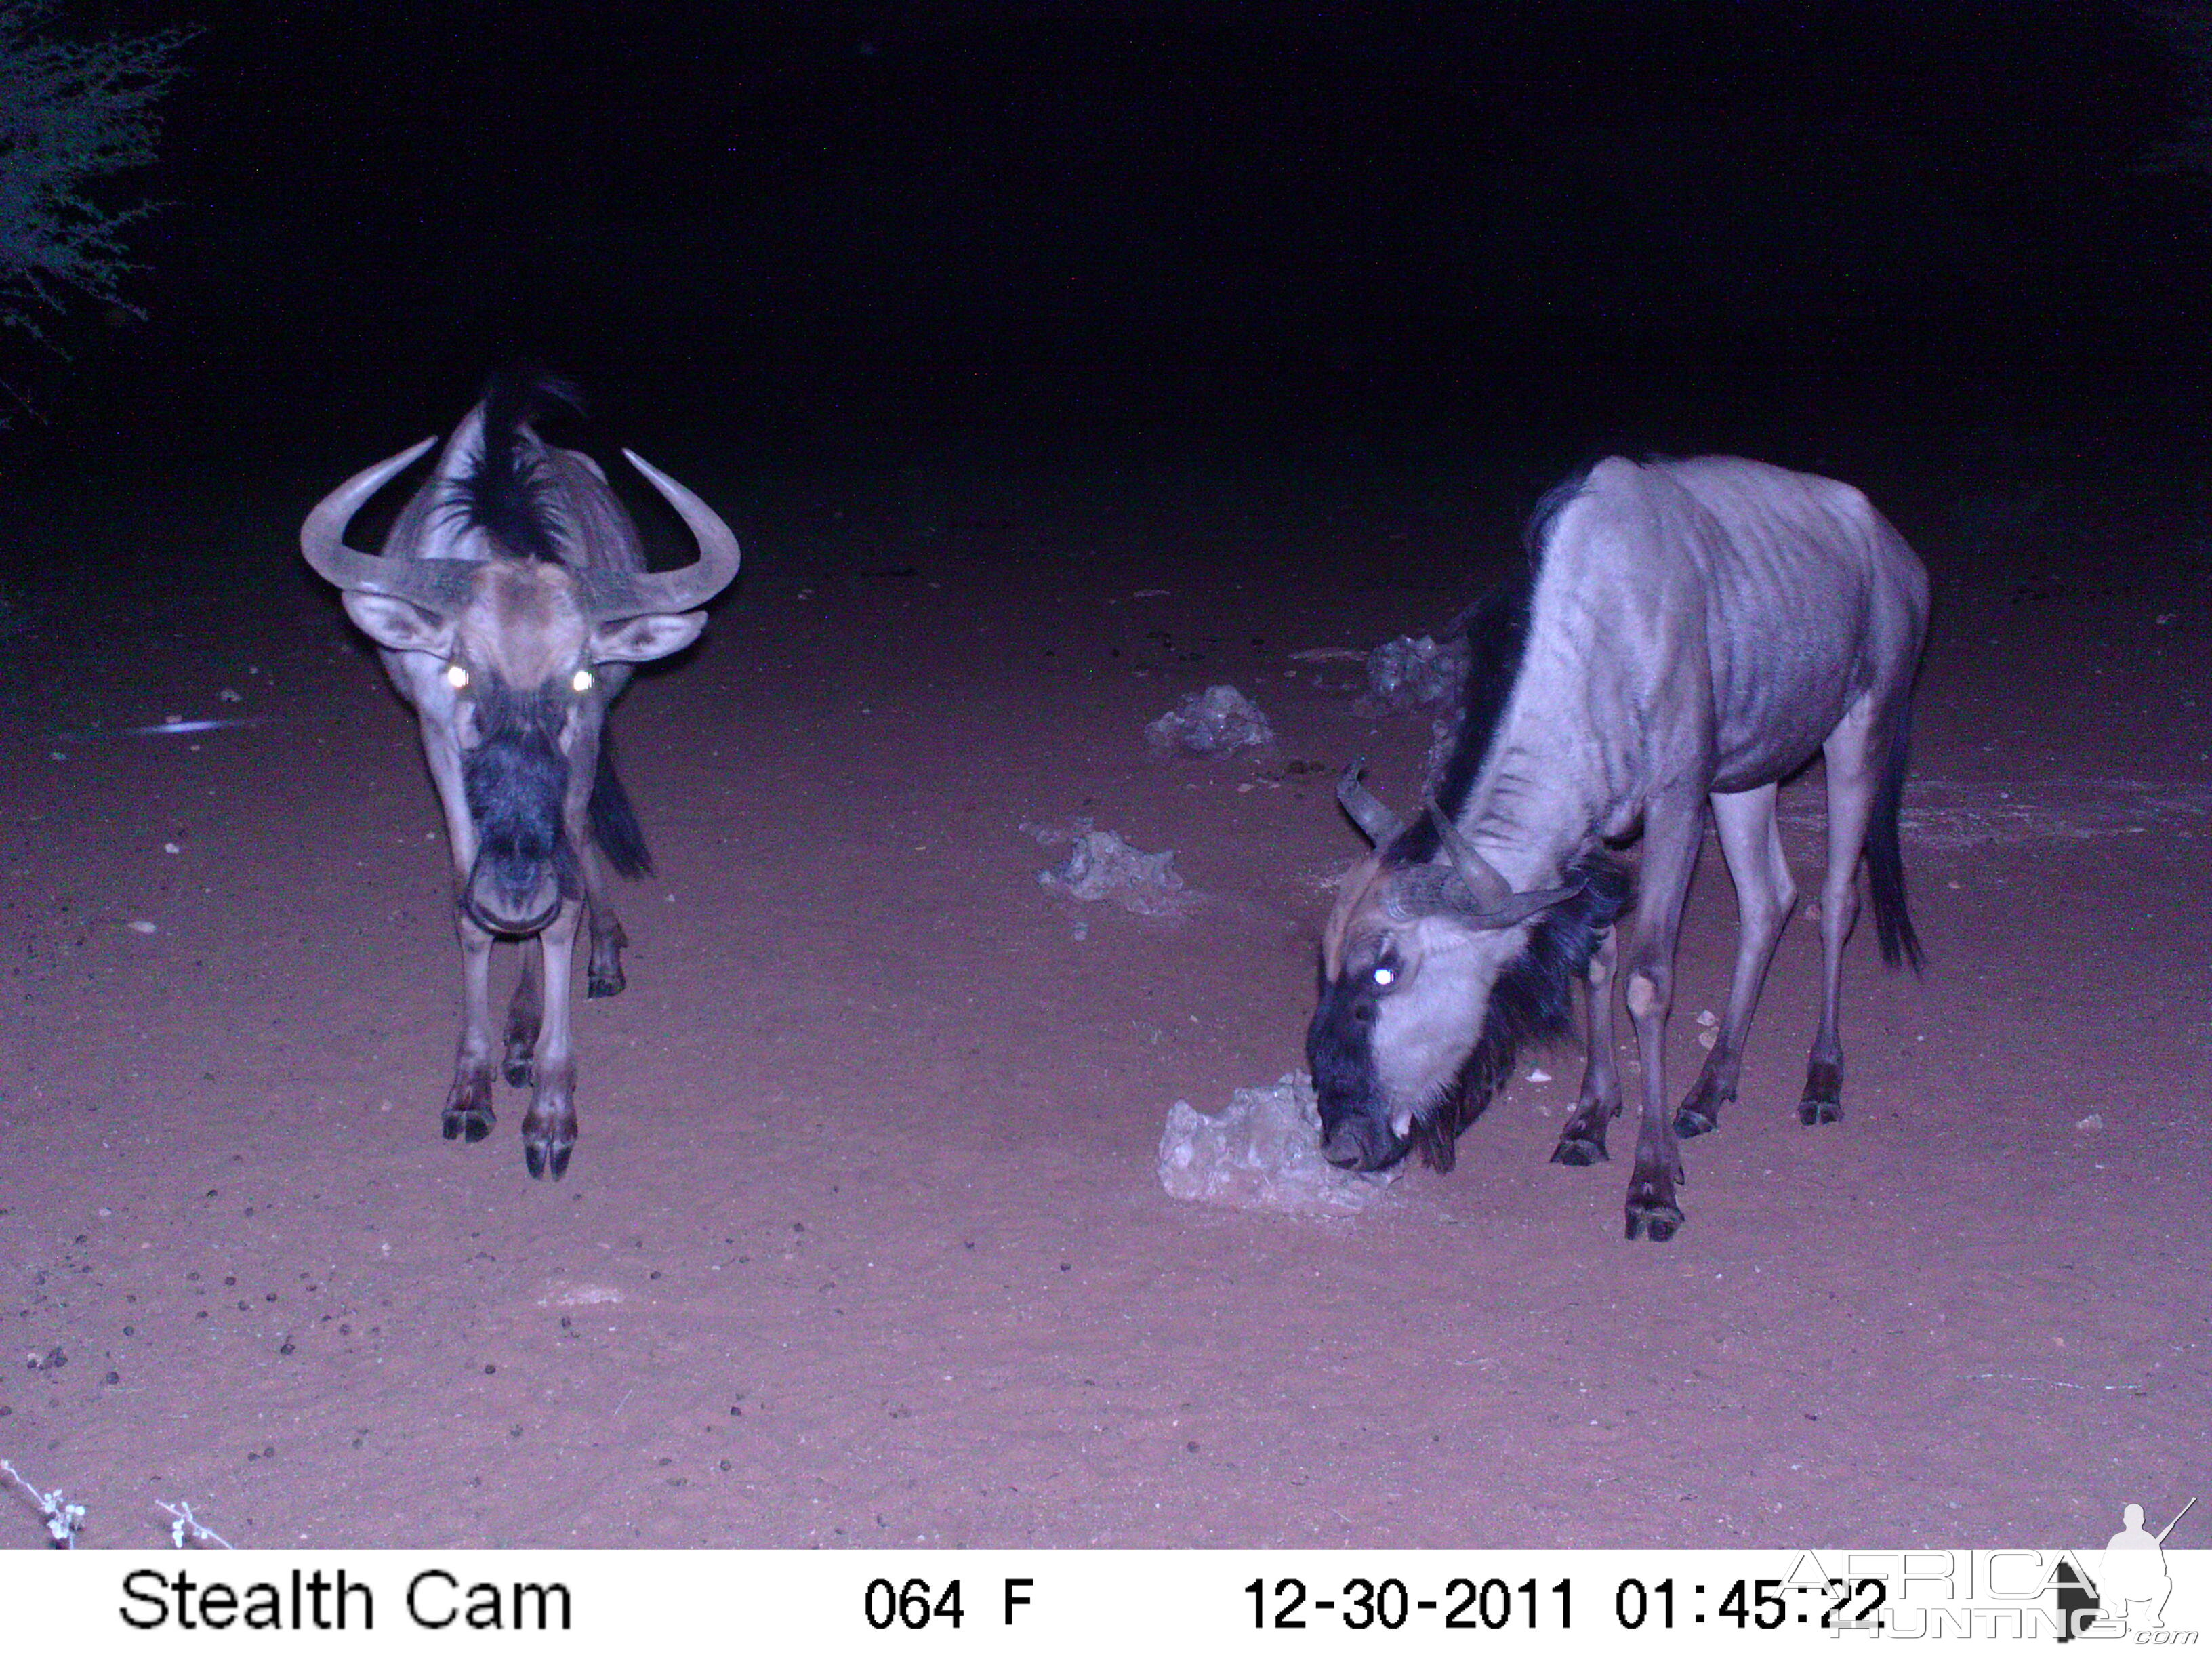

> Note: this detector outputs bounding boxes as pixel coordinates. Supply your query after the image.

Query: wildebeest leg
[1803,697,1879,1125]
[1552,927,1620,1164]
[420,720,499,1143]
[579,842,630,1000]
[520,897,583,1179]
[443,910,498,1143]
[1621,788,1705,1242]
[1676,783,1797,1138]
[502,936,541,1086]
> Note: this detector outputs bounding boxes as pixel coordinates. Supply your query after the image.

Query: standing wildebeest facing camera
[1309,456,1929,1241]
[300,373,741,1179]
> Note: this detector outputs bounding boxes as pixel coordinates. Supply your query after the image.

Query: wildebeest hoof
[586,962,626,999]
[442,1067,495,1143]
[1551,1136,1609,1166]
[1673,1104,1719,1139]
[522,1082,576,1181]
[1624,1163,1683,1241]
[1798,1097,1843,1126]
[523,1137,573,1181]
[442,1101,495,1143]
[1624,1198,1685,1242]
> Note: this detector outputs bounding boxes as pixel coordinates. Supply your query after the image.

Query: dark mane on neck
[1383,462,1593,870]
[1390,462,1617,1172]
[1380,566,1532,868]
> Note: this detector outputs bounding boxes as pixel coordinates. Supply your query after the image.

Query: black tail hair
[589,732,652,878]
[448,368,583,561]
[1865,685,1923,972]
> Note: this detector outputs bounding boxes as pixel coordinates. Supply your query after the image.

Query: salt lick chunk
[1349,634,1471,785]
[1036,822,1187,916]
[1145,684,1275,757]
[1158,1072,1399,1216]
[1358,633,1468,716]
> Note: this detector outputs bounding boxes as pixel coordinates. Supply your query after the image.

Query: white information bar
[6,1549,2205,1653]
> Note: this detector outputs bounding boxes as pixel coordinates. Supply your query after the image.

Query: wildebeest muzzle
[461,721,578,935]
[1307,974,1413,1172]
[1316,1096,1410,1172]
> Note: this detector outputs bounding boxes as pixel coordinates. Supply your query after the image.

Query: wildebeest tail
[589,733,652,878]
[1866,685,1923,973]
[453,368,583,561]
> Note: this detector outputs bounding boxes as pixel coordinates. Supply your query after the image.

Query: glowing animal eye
[1372,965,1396,988]
[570,668,595,694]
[443,663,470,689]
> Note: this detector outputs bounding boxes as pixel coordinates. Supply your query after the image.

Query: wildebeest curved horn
[1337,760,1403,846]
[1425,800,1582,928]
[300,437,477,615]
[575,449,743,621]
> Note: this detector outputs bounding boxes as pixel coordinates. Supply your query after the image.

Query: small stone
[127,920,158,935]
[2075,1114,2102,1132]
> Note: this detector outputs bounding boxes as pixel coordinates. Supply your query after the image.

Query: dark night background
[20,0,2212,498]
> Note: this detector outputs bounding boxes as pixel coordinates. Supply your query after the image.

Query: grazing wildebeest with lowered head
[1309,455,1928,1240]
[301,373,741,1178]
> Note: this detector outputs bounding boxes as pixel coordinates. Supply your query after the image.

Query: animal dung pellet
[1145,684,1275,756]
[1158,1073,1398,1217]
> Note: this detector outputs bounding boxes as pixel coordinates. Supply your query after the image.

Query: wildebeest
[300,373,741,1178]
[1309,455,1928,1240]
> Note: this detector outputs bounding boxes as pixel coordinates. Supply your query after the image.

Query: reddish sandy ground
[1,434,2205,1549]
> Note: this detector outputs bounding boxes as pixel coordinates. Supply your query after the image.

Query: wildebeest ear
[589,610,708,663]
[342,592,456,657]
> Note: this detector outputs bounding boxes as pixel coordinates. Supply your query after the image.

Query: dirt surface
[1,436,2205,1551]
